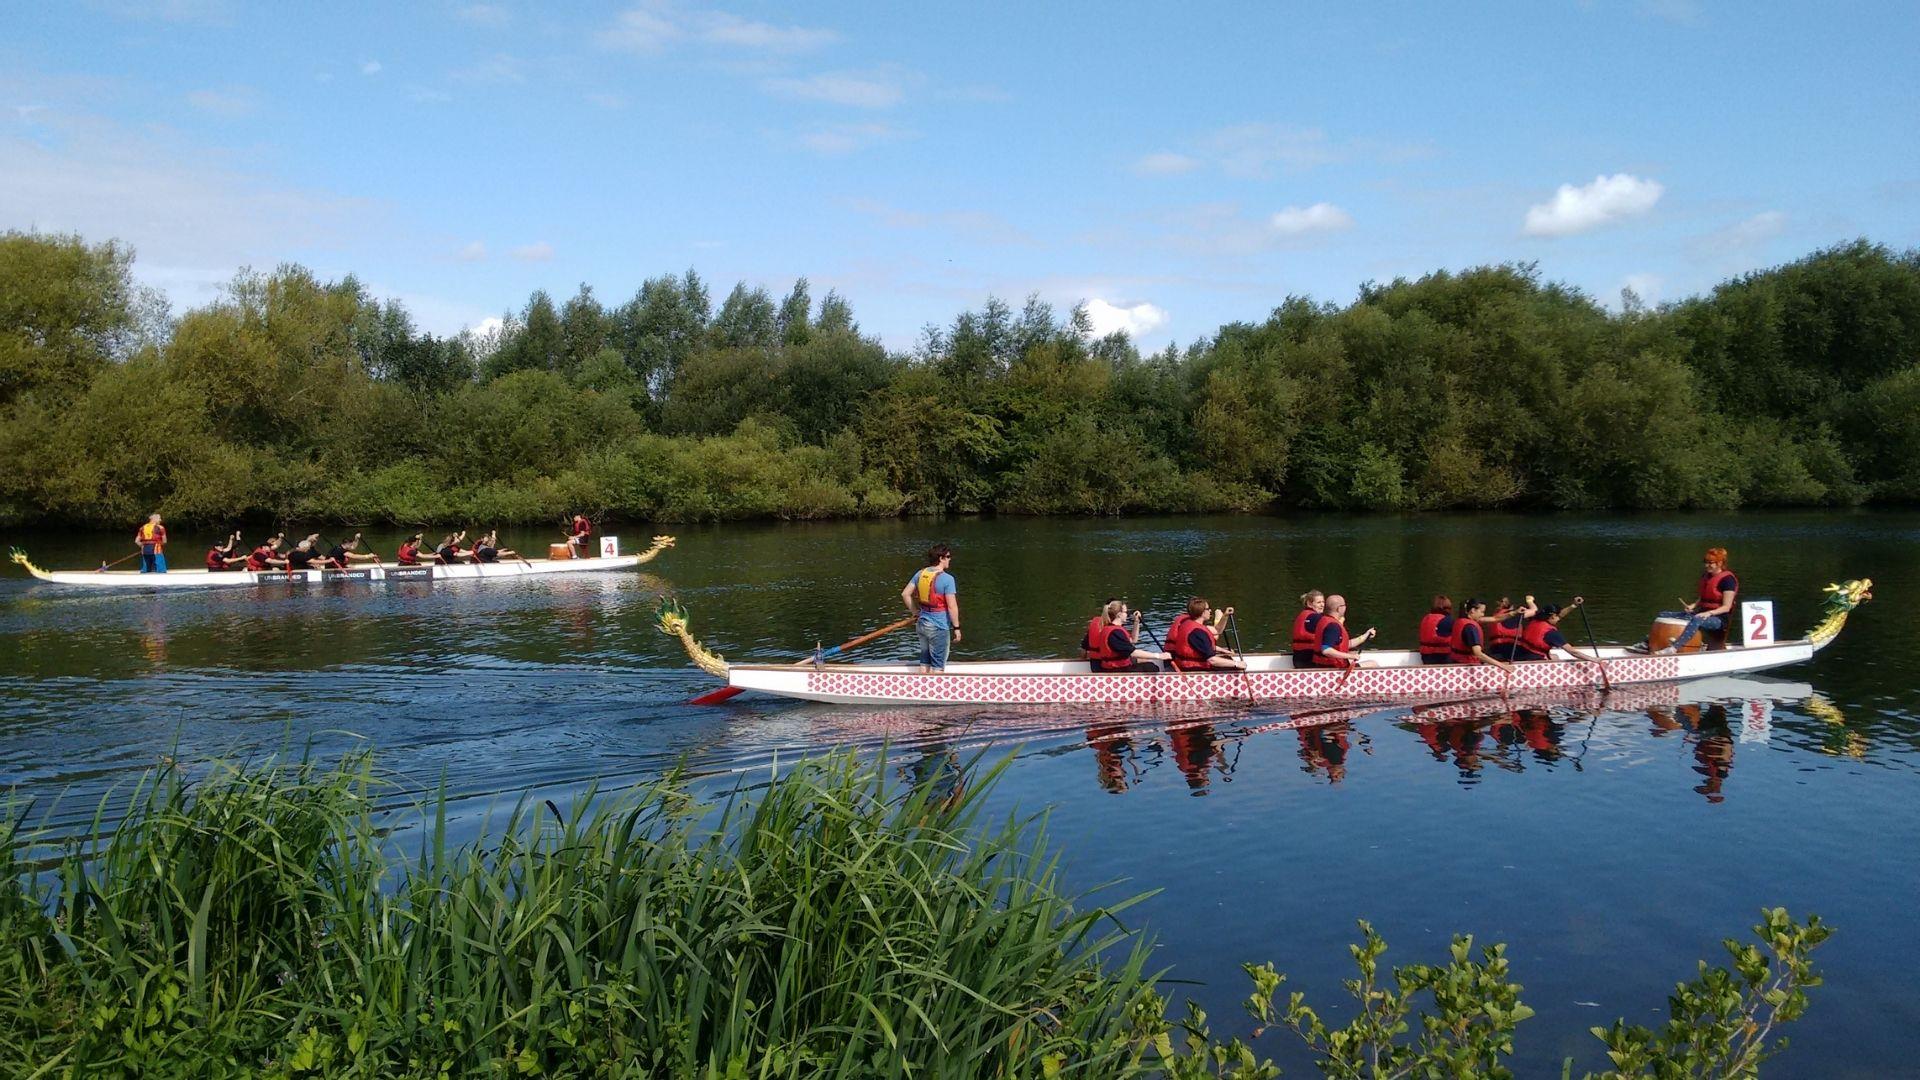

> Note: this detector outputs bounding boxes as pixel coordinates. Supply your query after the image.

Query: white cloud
[456,4,509,26]
[456,241,487,262]
[1702,210,1786,252]
[585,92,626,109]
[451,53,526,85]
[1524,173,1664,236]
[1081,298,1168,340]
[1132,151,1199,176]
[360,60,383,76]
[797,122,910,155]
[1621,272,1663,306]
[465,315,505,339]
[1269,202,1353,236]
[601,3,836,55]
[510,241,554,261]
[764,68,908,109]
[185,86,258,117]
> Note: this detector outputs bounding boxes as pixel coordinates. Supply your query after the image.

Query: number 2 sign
[1742,600,1775,646]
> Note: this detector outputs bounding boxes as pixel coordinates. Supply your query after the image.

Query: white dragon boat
[658,580,1871,707]
[8,536,674,591]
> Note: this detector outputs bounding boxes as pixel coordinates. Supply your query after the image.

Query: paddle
[1225,610,1256,699]
[688,616,917,705]
[1573,596,1612,692]
[97,551,141,572]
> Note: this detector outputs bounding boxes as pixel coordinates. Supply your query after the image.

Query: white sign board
[599,535,620,558]
[1741,600,1775,646]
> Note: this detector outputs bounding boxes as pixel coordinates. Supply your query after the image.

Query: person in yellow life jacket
[134,513,168,574]
[1166,597,1246,671]
[900,544,961,673]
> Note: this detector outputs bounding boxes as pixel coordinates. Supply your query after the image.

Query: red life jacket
[1418,613,1452,658]
[1515,619,1558,661]
[571,516,591,539]
[1167,614,1216,670]
[1698,569,1735,609]
[1488,614,1523,650]
[1084,618,1134,670]
[1311,619,1352,667]
[1449,618,1483,664]
[397,541,421,566]
[246,545,273,571]
[205,548,225,570]
[1291,609,1321,651]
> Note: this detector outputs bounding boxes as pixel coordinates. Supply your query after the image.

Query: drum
[1649,616,1704,653]
[547,543,574,561]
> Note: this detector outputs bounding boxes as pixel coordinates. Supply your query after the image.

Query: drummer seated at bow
[564,513,593,557]
[1084,600,1171,673]
[1652,547,1739,654]
[1447,598,1513,670]
[1506,600,1603,663]
[205,531,247,572]
[1314,594,1378,668]
[1166,597,1246,671]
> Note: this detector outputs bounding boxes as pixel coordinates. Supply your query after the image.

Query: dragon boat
[658,580,1871,707]
[8,536,675,591]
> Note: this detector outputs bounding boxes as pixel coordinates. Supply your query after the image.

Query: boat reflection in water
[768,675,1838,802]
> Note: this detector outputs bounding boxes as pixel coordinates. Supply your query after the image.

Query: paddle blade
[687,686,744,706]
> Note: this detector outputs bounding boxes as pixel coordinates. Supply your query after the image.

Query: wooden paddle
[97,551,141,572]
[688,616,916,705]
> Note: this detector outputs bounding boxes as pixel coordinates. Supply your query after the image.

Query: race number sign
[1741,600,1775,646]
[599,535,620,558]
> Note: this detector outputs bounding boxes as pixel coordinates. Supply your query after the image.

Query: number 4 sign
[1742,600,1775,646]
[599,535,620,559]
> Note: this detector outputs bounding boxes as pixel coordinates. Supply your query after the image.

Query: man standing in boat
[1654,547,1740,654]
[134,513,168,574]
[901,544,961,673]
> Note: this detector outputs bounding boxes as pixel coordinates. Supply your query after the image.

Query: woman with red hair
[1654,547,1740,653]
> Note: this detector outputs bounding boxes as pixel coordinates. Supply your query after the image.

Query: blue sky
[5,1,1917,351]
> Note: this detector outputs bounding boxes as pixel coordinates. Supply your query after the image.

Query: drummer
[565,513,593,557]
[1653,547,1739,654]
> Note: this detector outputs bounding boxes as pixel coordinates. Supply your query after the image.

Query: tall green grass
[1,753,1164,1078]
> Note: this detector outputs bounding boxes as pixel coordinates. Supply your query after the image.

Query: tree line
[2,230,1918,528]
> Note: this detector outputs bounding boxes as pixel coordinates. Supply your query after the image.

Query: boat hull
[21,555,646,590]
[722,642,1819,706]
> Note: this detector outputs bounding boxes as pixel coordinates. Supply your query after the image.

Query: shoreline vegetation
[1,751,1827,1078]
[2,232,1918,528]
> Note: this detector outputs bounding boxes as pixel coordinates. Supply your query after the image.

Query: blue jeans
[916,620,951,670]
[1659,611,1723,648]
[140,549,166,573]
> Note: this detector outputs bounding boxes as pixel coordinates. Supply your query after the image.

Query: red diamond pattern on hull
[805,657,1681,705]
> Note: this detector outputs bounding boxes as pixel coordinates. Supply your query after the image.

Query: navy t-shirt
[1318,620,1346,655]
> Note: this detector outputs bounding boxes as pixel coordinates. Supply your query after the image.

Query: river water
[2,512,1915,1076]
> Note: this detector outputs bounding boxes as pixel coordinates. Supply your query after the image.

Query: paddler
[1314,594,1377,668]
[327,533,380,566]
[1653,547,1740,653]
[1447,598,1512,669]
[565,513,593,558]
[205,531,246,572]
[245,534,284,571]
[282,538,324,572]
[472,531,519,564]
[435,531,471,563]
[1416,594,1455,665]
[134,513,168,574]
[1507,600,1604,663]
[1289,590,1326,667]
[1484,595,1537,660]
[901,544,961,673]
[395,533,427,566]
[1084,599,1170,673]
[1166,597,1246,671]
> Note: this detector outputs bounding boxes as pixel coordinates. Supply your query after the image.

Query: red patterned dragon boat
[658,580,1871,707]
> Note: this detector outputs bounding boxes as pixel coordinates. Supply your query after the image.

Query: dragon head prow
[1807,578,1873,649]
[656,597,728,678]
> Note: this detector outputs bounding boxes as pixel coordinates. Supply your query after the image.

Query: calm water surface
[3,513,1916,1076]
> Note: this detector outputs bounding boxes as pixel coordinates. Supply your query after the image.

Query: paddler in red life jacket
[1654,547,1740,654]
[1166,597,1247,671]
[1083,599,1170,673]
[1417,594,1455,665]
[395,534,426,566]
[245,534,284,571]
[205,530,246,572]
[1314,595,1377,668]
[1484,595,1537,661]
[134,513,168,573]
[1447,599,1512,670]
[900,544,961,673]
[1507,601,1603,663]
[1290,590,1327,667]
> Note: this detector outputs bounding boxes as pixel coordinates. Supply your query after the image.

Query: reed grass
[1,752,1166,1078]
